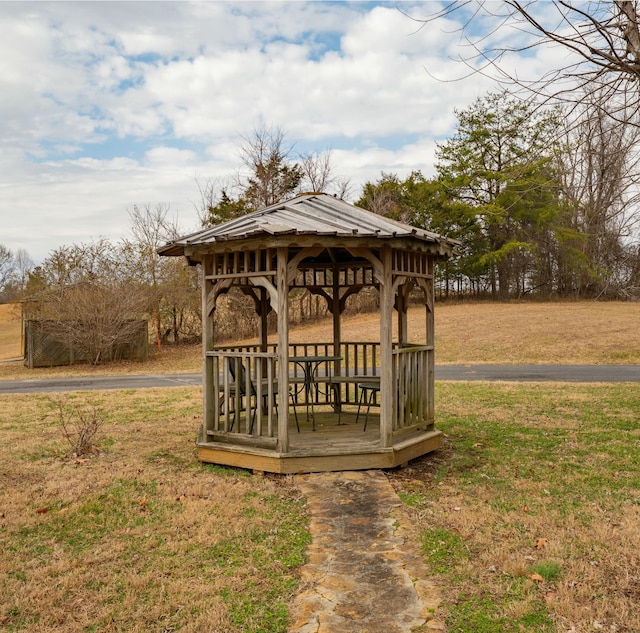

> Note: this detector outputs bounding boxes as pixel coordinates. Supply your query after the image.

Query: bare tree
[238,125,303,208]
[417,1,640,123]
[334,177,354,201]
[555,90,640,295]
[125,204,176,348]
[297,149,353,198]
[299,149,333,193]
[193,177,222,227]
[26,240,149,365]
[0,244,15,300]
[0,245,31,301]
[13,249,33,294]
[124,203,200,346]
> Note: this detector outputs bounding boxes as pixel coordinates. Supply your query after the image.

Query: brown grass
[289,299,640,364]
[390,382,640,633]
[1,301,638,380]
[0,389,307,632]
[0,303,22,362]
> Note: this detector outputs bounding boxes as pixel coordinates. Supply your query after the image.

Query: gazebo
[159,193,458,473]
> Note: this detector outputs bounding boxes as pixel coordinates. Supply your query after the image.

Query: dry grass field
[1,383,639,632]
[294,300,640,364]
[0,389,308,633]
[1,301,638,380]
[391,381,640,633]
[0,303,22,363]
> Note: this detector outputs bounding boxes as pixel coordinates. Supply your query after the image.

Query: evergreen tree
[434,92,565,296]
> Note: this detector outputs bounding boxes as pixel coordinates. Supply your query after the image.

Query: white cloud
[0,1,557,264]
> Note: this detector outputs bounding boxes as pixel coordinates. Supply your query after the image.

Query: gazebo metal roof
[159,193,459,257]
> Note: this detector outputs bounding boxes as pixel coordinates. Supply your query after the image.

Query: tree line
[357,91,640,299]
[14,206,201,365]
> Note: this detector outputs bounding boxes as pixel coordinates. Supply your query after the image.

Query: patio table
[289,355,342,430]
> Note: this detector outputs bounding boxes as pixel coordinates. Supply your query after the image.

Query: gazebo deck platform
[198,409,442,474]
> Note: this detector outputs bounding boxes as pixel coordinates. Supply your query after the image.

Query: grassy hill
[0,303,21,362]
[1,300,638,379]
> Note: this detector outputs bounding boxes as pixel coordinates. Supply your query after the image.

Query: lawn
[0,389,309,633]
[2,384,638,632]
[1,300,639,632]
[389,382,640,633]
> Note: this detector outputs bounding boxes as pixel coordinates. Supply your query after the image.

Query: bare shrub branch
[48,397,105,457]
[413,1,640,125]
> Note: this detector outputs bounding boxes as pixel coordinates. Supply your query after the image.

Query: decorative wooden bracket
[250,276,279,314]
[415,277,434,313]
[307,286,333,313]
[345,246,383,284]
[206,278,234,316]
[287,246,324,284]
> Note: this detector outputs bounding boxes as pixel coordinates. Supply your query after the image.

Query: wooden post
[379,245,393,448]
[259,286,269,352]
[426,258,435,423]
[332,265,341,411]
[202,255,215,441]
[397,284,408,346]
[276,247,290,453]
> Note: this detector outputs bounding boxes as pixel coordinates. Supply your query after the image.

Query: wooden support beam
[259,287,269,353]
[425,264,435,422]
[332,265,341,406]
[379,245,393,448]
[415,262,436,423]
[396,282,407,346]
[276,247,290,453]
[202,255,215,440]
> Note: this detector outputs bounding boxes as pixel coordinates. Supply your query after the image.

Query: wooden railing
[213,342,381,407]
[206,351,278,445]
[392,345,433,434]
[214,342,379,371]
[208,343,433,437]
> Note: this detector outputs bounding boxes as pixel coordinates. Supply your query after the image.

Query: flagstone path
[289,470,445,633]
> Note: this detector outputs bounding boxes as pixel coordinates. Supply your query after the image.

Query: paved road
[0,364,638,395]
[0,373,202,394]
[436,364,640,382]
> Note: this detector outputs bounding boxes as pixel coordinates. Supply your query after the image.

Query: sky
[0,1,557,264]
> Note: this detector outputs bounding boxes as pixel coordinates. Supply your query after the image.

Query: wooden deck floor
[198,404,442,474]
[289,409,381,453]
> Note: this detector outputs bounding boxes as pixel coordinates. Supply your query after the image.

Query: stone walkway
[289,471,445,633]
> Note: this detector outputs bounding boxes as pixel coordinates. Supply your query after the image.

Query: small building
[159,193,458,473]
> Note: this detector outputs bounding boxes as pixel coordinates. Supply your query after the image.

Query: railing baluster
[223,356,230,431]
[255,356,262,436]
[267,359,274,436]
[213,355,220,431]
